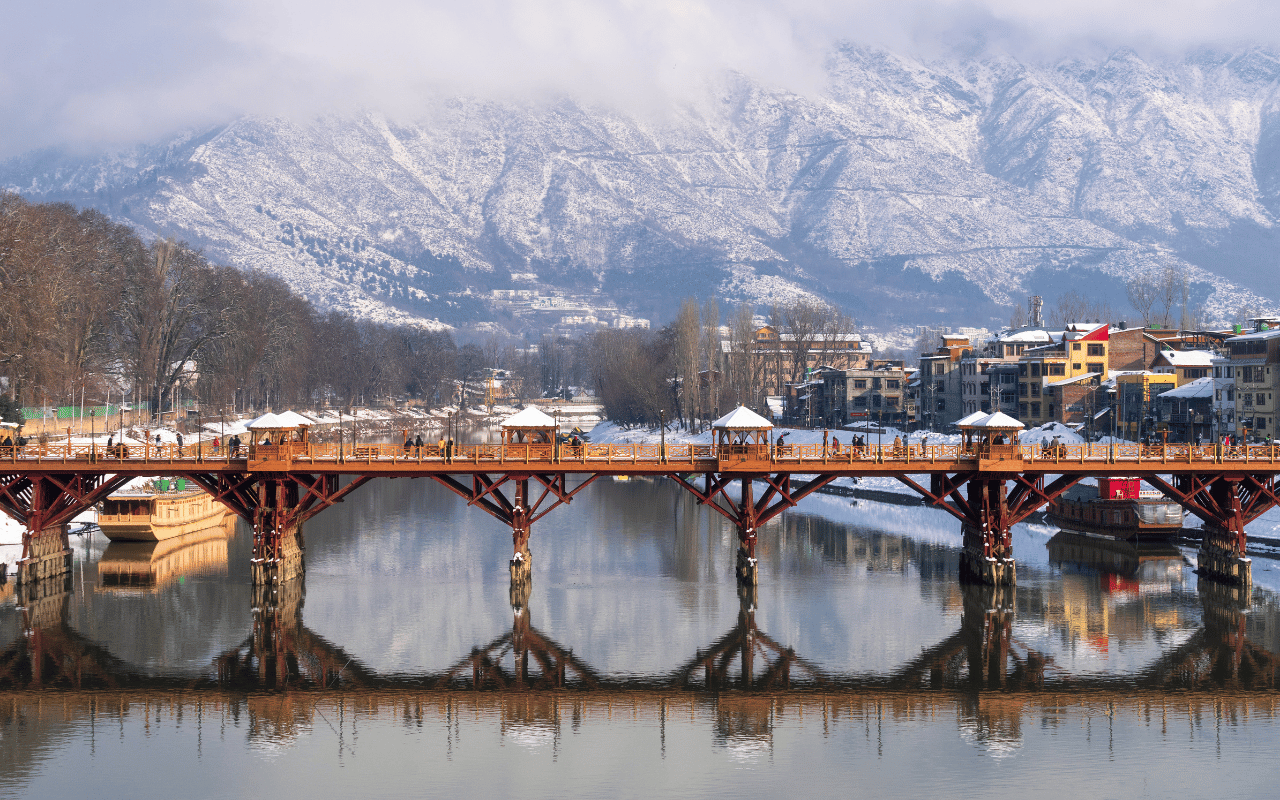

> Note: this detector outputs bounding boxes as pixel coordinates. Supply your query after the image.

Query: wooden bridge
[3,432,1279,589]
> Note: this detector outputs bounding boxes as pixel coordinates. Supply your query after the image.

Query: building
[1211,353,1236,440]
[1113,372,1178,440]
[1156,376,1214,443]
[1223,319,1280,440]
[918,334,974,428]
[1017,324,1110,428]
[1151,348,1215,385]
[819,361,911,428]
[751,326,871,398]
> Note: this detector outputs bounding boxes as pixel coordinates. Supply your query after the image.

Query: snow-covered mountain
[5,45,1280,332]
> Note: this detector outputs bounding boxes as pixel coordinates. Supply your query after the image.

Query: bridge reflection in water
[0,518,1278,769]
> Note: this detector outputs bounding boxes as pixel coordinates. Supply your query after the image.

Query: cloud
[3,0,1280,158]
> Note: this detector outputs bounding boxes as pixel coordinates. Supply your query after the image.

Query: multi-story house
[1151,348,1215,385]
[918,334,973,429]
[750,326,871,398]
[1211,353,1236,440]
[1157,377,1214,443]
[820,360,911,428]
[1114,372,1178,440]
[956,328,1052,419]
[1224,319,1280,440]
[1017,324,1110,427]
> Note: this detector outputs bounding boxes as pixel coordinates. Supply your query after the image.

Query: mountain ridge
[5,45,1280,336]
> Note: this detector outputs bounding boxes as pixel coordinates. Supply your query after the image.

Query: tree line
[1,192,855,427]
[0,193,464,416]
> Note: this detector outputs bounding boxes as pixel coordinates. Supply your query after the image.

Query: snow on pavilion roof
[273,410,315,427]
[967,411,1025,430]
[502,406,558,428]
[954,410,990,427]
[246,412,283,430]
[712,405,772,430]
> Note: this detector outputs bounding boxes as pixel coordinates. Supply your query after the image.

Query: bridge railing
[1,441,1279,467]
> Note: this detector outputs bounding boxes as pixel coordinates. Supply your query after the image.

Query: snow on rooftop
[713,405,772,429]
[1158,349,1214,367]
[1159,376,1214,399]
[502,406,557,428]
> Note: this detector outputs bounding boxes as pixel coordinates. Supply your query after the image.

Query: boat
[1047,531,1186,589]
[98,481,232,542]
[1045,477,1183,540]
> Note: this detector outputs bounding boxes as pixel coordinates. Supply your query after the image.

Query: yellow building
[1114,372,1178,440]
[1017,324,1110,426]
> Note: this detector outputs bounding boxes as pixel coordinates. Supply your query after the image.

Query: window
[1048,364,1064,376]
[1031,363,1041,377]
[887,397,898,407]
[1048,404,1055,418]
[937,400,946,411]
[1228,388,1235,401]
[1244,393,1254,407]
[853,380,866,389]
[1228,366,1235,378]
[1031,403,1041,417]
[872,395,881,408]
[1215,367,1222,378]
[1071,363,1081,371]
[1086,362,1104,374]
[1019,364,1027,376]
[934,381,944,392]
[1031,383,1040,397]
[853,396,867,407]
[1230,340,1266,356]
[1020,403,1028,416]
[1184,368,1208,380]
[1260,417,1269,430]
[1019,383,1028,396]
[1087,343,1105,357]
[1072,342,1081,351]
[933,363,945,375]
[886,379,899,389]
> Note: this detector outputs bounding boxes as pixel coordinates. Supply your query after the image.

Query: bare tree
[1009,303,1027,329]
[1127,277,1157,327]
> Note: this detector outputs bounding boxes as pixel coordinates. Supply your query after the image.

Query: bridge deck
[3,441,1280,476]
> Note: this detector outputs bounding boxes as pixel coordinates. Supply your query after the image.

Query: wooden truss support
[0,473,133,568]
[430,473,598,579]
[183,472,372,567]
[1145,473,1280,586]
[668,472,835,583]
[896,472,1080,585]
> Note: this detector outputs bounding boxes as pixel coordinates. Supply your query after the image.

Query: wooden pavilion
[713,406,773,467]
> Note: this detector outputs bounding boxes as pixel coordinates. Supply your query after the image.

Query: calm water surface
[1,476,1278,799]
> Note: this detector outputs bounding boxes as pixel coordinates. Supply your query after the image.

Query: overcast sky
[3,0,1280,159]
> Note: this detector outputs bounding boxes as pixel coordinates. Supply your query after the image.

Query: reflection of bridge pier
[892,585,1047,691]
[1143,582,1277,690]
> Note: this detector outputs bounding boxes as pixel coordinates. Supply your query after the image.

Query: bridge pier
[900,472,1080,587]
[0,472,130,593]
[431,473,596,586]
[185,472,370,588]
[1145,474,1280,588]
[669,473,834,585]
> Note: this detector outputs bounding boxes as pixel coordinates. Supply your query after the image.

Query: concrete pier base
[960,524,1015,585]
[735,548,758,585]
[16,525,72,588]
[1197,525,1251,587]
[251,524,305,588]
[510,550,533,585]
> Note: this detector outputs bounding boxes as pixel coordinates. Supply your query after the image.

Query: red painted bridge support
[184,472,372,591]
[0,472,132,592]
[899,473,1081,586]
[430,473,598,586]
[1146,473,1280,588]
[668,473,835,584]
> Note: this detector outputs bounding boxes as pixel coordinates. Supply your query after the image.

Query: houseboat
[98,482,232,542]
[1046,477,1183,540]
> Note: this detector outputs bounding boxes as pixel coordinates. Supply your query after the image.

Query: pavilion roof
[712,405,772,430]
[502,406,558,428]
[967,411,1025,430]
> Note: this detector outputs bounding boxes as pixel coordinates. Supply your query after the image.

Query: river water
[1,476,1277,799]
